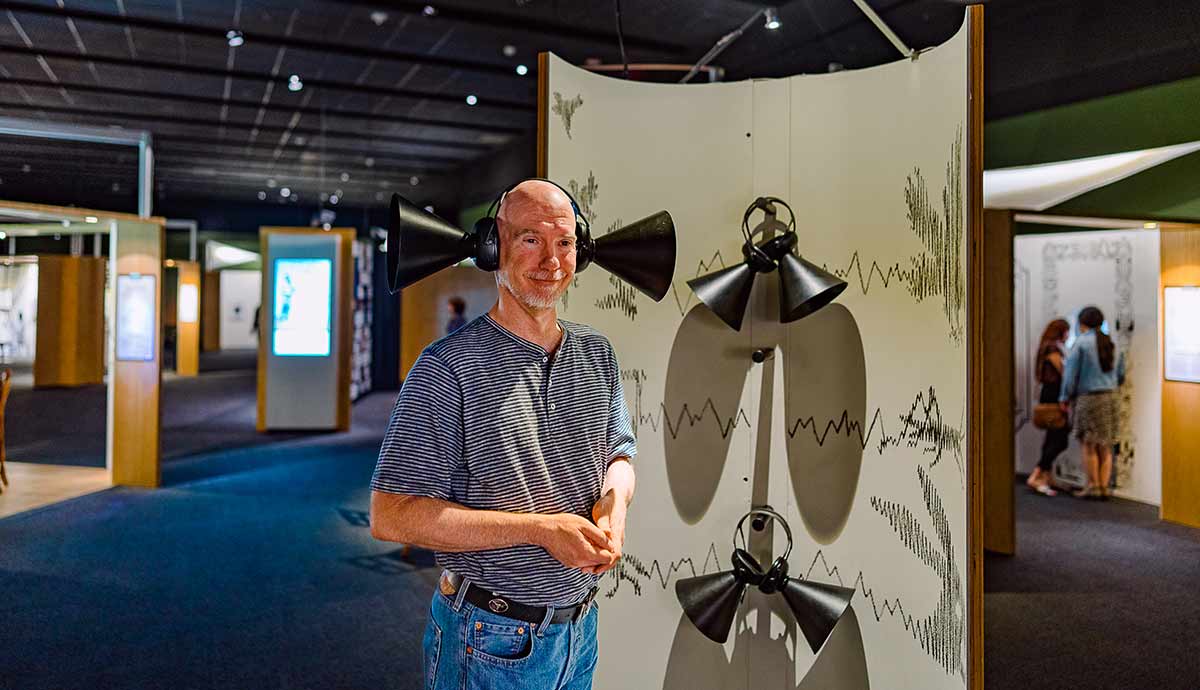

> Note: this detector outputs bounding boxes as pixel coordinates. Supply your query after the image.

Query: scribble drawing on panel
[594,218,641,320]
[902,126,965,343]
[552,92,583,139]
[867,465,965,678]
[1041,238,1136,487]
[602,542,722,598]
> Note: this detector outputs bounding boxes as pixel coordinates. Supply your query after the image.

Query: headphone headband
[734,507,793,562]
[487,177,590,234]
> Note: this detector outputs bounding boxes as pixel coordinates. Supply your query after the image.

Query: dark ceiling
[0,0,1197,219]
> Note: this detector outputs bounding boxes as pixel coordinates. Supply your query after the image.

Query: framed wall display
[116,273,157,362]
[271,257,333,357]
[1164,286,1200,383]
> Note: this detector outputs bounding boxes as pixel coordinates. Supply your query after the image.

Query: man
[370,180,636,690]
[445,296,467,334]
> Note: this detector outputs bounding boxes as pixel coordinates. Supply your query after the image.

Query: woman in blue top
[1059,306,1125,499]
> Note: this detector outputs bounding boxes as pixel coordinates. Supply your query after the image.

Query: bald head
[496,180,576,234]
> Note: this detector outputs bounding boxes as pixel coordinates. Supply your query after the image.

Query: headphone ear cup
[473,217,500,272]
[731,547,765,580]
[760,557,789,594]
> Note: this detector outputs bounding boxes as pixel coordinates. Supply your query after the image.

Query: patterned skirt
[1073,391,1119,446]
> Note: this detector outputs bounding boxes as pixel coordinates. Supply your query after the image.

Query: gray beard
[497,268,562,309]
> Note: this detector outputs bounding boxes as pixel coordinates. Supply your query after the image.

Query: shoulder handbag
[1032,403,1067,430]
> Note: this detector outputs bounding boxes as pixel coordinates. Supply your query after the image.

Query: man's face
[495,190,577,310]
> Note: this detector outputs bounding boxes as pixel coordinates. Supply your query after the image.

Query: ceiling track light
[226,29,244,47]
[764,7,781,30]
[687,196,847,331]
[287,74,303,92]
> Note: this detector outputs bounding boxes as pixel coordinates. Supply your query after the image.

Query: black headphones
[471,177,595,272]
[730,506,793,596]
[740,196,798,273]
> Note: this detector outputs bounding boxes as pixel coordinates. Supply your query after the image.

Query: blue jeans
[423,584,599,690]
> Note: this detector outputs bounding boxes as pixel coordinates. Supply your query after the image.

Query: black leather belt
[440,571,598,625]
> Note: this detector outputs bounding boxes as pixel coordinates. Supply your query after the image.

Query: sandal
[1072,485,1097,499]
[1034,484,1057,497]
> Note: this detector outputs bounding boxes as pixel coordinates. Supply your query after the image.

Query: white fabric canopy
[983,140,1200,211]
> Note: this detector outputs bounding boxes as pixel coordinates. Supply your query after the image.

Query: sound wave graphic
[603,542,723,598]
[638,385,962,472]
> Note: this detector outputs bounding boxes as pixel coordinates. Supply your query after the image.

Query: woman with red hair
[1028,319,1071,496]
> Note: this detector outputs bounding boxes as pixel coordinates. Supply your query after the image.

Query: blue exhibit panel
[272,258,333,357]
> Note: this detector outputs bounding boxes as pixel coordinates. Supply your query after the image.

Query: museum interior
[1,1,1198,689]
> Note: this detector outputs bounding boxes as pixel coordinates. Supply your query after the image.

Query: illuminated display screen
[272,258,332,357]
[178,283,199,324]
[116,273,157,361]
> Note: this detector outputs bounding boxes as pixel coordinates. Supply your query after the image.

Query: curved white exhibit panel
[543,10,974,690]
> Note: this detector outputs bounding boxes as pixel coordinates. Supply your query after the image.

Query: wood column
[982,209,1015,555]
[108,219,165,488]
[1161,226,1200,528]
[33,255,105,387]
[201,270,221,351]
[175,260,201,376]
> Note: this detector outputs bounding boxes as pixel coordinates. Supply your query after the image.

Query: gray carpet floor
[985,483,1200,689]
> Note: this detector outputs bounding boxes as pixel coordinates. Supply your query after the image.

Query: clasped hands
[539,490,625,575]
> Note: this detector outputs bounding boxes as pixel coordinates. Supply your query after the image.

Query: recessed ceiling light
[516,64,528,76]
[267,178,277,188]
[294,136,307,146]
[340,172,350,182]
[375,191,385,201]
[111,182,120,192]
[330,194,340,205]
[503,45,517,57]
[423,5,437,17]
[364,157,375,168]
[322,223,332,231]
[288,74,303,92]
[226,29,244,47]
[257,191,267,200]
[21,164,30,173]
[280,187,291,197]
[370,11,388,26]
[465,94,478,106]
[409,176,420,186]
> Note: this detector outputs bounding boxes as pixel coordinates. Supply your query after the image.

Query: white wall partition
[545,10,973,690]
[1013,228,1162,505]
[219,269,261,350]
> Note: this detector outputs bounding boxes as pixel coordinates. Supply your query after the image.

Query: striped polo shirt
[371,314,637,607]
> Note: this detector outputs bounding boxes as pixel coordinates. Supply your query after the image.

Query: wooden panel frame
[174,260,201,376]
[967,6,986,689]
[257,227,354,432]
[1160,225,1200,528]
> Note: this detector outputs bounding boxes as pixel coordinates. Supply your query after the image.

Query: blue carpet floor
[0,392,439,690]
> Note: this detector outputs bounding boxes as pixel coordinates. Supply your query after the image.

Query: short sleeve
[606,344,637,463]
[371,350,464,499]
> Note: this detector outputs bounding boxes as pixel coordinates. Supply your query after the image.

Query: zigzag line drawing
[640,387,963,471]
[603,542,723,598]
[668,250,731,316]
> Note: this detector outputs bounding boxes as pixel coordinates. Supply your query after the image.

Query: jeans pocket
[471,618,534,666]
[423,618,442,690]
